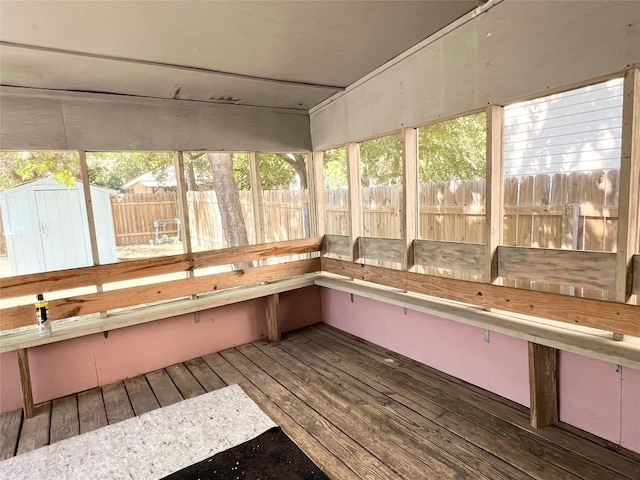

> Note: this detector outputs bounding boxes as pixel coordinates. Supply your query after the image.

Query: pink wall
[559,352,640,452]
[320,288,640,454]
[0,286,321,413]
[320,288,530,406]
[0,351,21,413]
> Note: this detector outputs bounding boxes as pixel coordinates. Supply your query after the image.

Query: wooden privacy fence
[187,190,255,250]
[0,170,623,256]
[325,170,619,251]
[111,190,310,248]
[111,192,179,246]
[324,169,624,300]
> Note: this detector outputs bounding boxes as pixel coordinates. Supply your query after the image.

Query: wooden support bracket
[17,348,35,419]
[528,342,558,429]
[267,293,280,342]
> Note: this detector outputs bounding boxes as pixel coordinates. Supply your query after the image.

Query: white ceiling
[0,1,480,111]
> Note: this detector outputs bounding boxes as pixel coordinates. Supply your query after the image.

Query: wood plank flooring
[1,324,639,480]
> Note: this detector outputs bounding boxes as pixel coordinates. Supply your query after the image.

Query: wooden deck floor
[1,324,639,479]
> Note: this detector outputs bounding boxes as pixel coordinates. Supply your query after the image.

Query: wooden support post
[250,152,266,245]
[615,67,640,331]
[347,143,363,262]
[174,151,193,256]
[79,151,101,266]
[309,151,326,238]
[266,293,280,342]
[485,106,504,284]
[17,348,35,419]
[174,151,196,298]
[79,151,107,317]
[402,128,418,271]
[528,342,558,429]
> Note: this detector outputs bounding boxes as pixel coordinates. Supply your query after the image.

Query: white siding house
[503,78,623,176]
[0,177,117,275]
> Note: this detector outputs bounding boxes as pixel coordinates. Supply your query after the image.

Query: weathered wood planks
[322,257,640,337]
[0,237,322,299]
[323,234,350,256]
[633,254,640,295]
[78,387,108,434]
[486,105,504,283]
[498,246,616,291]
[16,402,51,455]
[0,409,22,460]
[3,325,639,480]
[123,376,160,416]
[183,358,226,392]
[0,258,320,330]
[266,293,280,342]
[50,395,79,444]
[413,239,485,275]
[357,237,404,264]
[102,382,135,424]
[528,343,558,429]
[616,68,640,304]
[145,369,182,407]
[165,363,206,399]
[16,349,34,419]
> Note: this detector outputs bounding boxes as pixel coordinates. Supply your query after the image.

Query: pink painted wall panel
[29,338,100,404]
[0,288,322,413]
[321,287,640,454]
[558,352,622,445]
[0,351,22,412]
[621,366,640,452]
[279,287,323,332]
[320,288,530,406]
[92,300,268,386]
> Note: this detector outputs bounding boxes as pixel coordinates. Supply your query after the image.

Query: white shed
[0,177,117,275]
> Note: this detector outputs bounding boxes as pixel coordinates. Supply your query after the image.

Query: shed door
[35,189,91,271]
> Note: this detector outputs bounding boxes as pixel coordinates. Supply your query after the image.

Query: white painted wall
[503,78,624,176]
[0,87,312,152]
[310,1,640,150]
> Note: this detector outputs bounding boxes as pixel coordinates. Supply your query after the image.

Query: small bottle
[36,294,52,336]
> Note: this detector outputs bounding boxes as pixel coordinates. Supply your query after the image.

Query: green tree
[419,112,486,182]
[87,152,174,189]
[0,151,176,190]
[323,147,347,189]
[360,133,403,187]
[258,153,305,190]
[0,151,80,189]
[321,113,486,189]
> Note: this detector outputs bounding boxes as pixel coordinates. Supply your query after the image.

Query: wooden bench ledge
[0,274,320,354]
[314,275,640,369]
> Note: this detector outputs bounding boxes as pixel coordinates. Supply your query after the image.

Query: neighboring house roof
[120,171,177,190]
[121,170,210,191]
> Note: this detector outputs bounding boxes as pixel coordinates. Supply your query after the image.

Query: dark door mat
[162,426,330,480]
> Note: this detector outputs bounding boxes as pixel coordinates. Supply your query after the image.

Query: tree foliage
[418,113,486,182]
[185,152,306,191]
[360,134,403,187]
[87,152,173,189]
[322,147,347,189]
[0,151,80,189]
[0,151,175,190]
[321,112,487,189]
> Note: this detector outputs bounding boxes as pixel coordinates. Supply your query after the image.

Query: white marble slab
[0,384,276,479]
